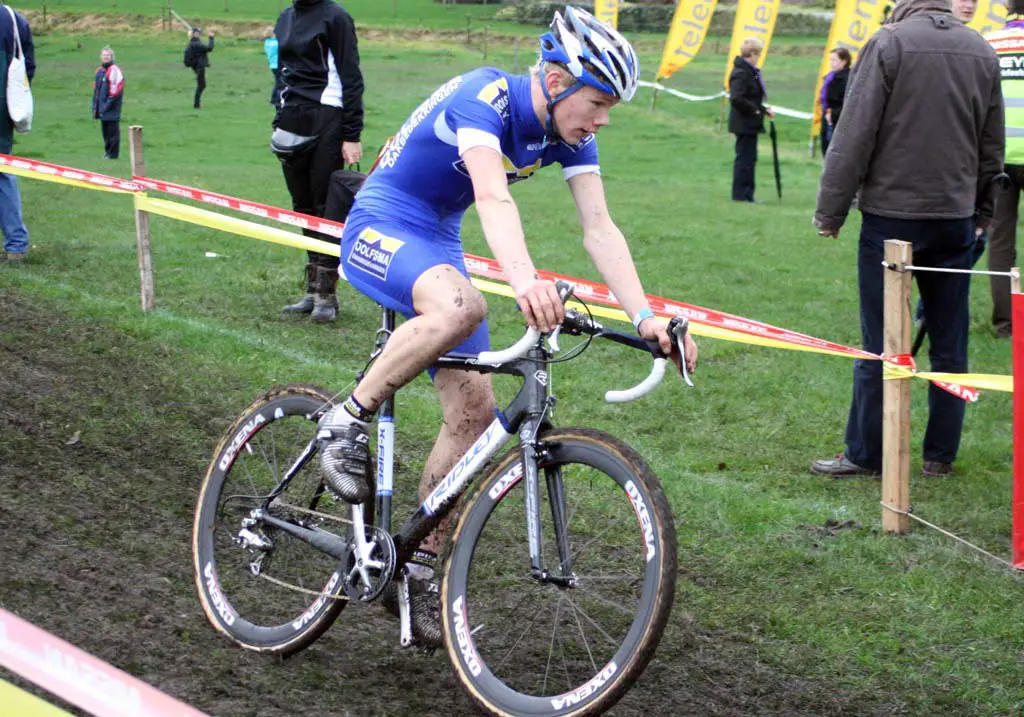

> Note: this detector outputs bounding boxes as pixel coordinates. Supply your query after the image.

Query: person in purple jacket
[819,48,851,157]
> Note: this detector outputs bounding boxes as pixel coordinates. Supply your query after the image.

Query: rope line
[879,501,1019,571]
[881,261,1019,279]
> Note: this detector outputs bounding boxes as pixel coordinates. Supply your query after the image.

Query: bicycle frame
[259,301,676,597]
[373,308,561,579]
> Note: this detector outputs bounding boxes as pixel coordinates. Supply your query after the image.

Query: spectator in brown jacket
[811,0,1004,479]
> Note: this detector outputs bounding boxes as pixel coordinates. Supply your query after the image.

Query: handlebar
[474,281,693,402]
[476,328,542,365]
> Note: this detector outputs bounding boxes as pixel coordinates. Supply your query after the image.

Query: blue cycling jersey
[354,67,600,231]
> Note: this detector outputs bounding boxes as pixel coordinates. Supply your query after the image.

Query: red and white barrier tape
[133,176,345,239]
[0,608,209,717]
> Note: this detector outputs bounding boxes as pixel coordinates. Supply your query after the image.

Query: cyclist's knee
[414,268,488,338]
[453,289,488,334]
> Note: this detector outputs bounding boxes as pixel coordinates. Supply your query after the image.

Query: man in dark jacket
[812,0,1004,478]
[187,27,215,110]
[92,46,124,159]
[0,5,33,262]
[274,0,364,323]
[728,37,774,203]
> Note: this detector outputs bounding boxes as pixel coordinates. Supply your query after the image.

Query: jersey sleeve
[554,133,600,181]
[445,75,512,156]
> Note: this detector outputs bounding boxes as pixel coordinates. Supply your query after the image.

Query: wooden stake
[882,239,912,533]
[129,126,155,312]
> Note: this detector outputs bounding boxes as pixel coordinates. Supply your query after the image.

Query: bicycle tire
[442,427,677,717]
[193,383,355,655]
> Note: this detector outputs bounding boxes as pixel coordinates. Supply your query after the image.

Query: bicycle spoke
[558,590,619,648]
[542,595,562,694]
[566,591,599,674]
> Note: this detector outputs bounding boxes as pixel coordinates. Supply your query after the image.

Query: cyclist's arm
[567,171,649,321]
[462,146,562,331]
[568,171,699,372]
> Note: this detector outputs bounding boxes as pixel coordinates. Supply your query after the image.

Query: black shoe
[319,410,371,503]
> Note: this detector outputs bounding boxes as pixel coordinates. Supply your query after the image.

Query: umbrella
[769,119,782,200]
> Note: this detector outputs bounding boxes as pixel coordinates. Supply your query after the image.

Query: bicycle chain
[252,498,361,601]
[257,572,351,601]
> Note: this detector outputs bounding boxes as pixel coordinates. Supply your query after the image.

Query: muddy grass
[0,287,892,716]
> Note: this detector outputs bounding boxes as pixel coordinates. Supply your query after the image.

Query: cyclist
[321,6,699,645]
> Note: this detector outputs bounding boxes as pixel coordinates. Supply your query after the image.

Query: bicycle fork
[520,420,576,588]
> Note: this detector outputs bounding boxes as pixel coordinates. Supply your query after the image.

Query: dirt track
[0,288,891,716]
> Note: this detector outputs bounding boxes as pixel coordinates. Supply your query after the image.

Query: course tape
[637,81,815,121]
[134,176,345,239]
[0,678,75,717]
[0,608,210,717]
[8,154,1011,395]
[0,154,138,193]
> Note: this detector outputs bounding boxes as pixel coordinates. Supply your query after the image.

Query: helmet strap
[540,77,584,142]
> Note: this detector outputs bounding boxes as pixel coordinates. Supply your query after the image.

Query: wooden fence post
[882,239,912,533]
[129,126,155,312]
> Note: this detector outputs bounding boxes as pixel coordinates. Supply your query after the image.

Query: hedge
[506,2,833,35]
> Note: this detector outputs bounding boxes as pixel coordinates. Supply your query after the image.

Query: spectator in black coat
[92,46,124,159]
[728,38,774,203]
[274,0,364,323]
[187,27,215,110]
[820,48,851,156]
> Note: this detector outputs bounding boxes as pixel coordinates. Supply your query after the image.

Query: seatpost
[376,308,397,534]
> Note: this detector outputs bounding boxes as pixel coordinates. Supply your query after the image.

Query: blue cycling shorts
[340,205,490,358]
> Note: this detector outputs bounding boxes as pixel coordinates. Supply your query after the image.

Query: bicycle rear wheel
[442,428,677,717]
[192,384,353,655]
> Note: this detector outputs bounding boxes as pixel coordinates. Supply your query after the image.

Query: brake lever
[669,316,694,387]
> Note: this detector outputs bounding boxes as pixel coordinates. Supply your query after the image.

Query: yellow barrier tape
[883,362,1013,393]
[0,679,74,717]
[137,195,1014,394]
[134,195,341,257]
[3,163,134,194]
[470,278,870,354]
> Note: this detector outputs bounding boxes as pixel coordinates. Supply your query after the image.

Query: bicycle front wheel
[192,383,351,656]
[442,428,678,717]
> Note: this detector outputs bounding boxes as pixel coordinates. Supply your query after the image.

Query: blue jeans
[844,213,973,470]
[0,172,28,253]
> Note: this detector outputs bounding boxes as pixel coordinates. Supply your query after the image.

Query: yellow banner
[594,0,620,30]
[723,0,782,89]
[655,0,720,81]
[970,0,1008,35]
[810,0,887,138]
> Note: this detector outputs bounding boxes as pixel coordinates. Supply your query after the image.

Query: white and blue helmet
[539,6,640,102]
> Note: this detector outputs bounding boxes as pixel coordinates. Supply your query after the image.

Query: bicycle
[192,283,692,717]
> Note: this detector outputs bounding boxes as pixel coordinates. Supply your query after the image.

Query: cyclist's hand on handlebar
[639,317,698,375]
[515,278,564,333]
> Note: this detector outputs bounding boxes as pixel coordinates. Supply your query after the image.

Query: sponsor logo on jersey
[452,154,542,185]
[348,228,404,281]
[379,76,464,169]
[476,77,511,121]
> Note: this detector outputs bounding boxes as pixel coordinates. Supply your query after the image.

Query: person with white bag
[0,4,33,263]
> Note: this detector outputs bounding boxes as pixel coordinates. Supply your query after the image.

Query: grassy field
[1,16,1023,717]
[19,0,516,30]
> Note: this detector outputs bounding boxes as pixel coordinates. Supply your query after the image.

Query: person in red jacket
[91,47,124,160]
